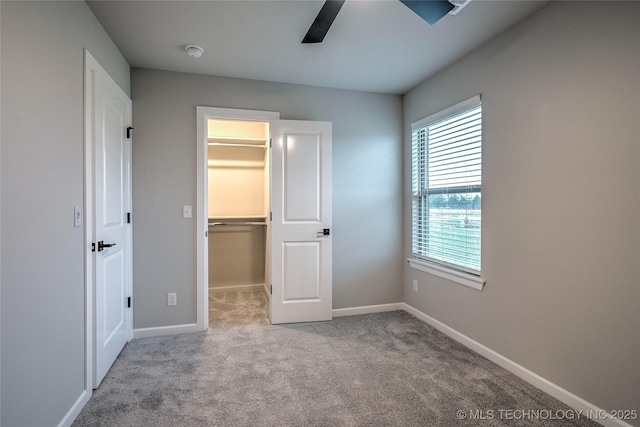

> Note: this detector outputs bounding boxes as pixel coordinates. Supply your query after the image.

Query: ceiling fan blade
[399,0,455,25]
[302,0,345,44]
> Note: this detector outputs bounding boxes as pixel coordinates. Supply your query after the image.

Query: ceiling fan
[302,0,463,44]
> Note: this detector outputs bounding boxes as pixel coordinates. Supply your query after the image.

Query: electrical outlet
[182,205,192,219]
[412,280,419,292]
[168,293,177,306]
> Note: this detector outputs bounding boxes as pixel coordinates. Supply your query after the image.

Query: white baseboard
[57,389,90,427]
[209,283,264,291]
[133,323,200,338]
[402,303,633,427]
[332,302,404,318]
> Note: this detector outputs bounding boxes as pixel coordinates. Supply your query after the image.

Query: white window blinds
[412,96,482,273]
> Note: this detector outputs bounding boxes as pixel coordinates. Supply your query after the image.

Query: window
[411,96,482,275]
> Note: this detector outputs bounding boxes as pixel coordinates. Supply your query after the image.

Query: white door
[270,120,332,324]
[91,63,133,387]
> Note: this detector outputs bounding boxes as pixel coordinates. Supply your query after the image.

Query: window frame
[409,95,485,291]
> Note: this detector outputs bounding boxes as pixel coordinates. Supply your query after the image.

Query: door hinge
[127,296,131,308]
[269,138,272,148]
[92,242,96,252]
[270,211,272,221]
[127,212,131,224]
[126,126,134,139]
[270,284,272,295]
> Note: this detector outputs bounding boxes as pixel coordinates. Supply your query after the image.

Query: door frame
[196,107,280,331]
[84,50,133,392]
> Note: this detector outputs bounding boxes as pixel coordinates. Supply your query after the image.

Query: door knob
[316,228,330,237]
[97,241,116,252]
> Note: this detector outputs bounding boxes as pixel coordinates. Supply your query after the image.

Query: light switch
[74,206,82,227]
[168,293,177,306]
[182,205,192,219]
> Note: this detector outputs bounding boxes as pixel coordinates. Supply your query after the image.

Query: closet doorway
[196,107,333,328]
[207,118,271,323]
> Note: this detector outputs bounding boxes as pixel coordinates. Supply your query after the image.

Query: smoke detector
[185,45,204,59]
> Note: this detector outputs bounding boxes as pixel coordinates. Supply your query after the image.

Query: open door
[270,120,332,324]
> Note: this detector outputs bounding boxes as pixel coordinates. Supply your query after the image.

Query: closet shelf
[208,216,267,227]
[209,221,267,227]
[208,136,267,148]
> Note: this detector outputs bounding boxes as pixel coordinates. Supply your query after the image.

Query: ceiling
[88,0,548,95]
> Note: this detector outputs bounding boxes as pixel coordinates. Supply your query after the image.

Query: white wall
[403,1,639,420]
[0,1,129,425]
[131,69,403,328]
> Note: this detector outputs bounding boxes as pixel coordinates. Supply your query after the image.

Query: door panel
[283,133,320,221]
[92,67,132,388]
[270,120,332,324]
[103,250,125,341]
[283,242,320,301]
[103,104,124,225]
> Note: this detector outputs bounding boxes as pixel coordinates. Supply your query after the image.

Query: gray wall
[0,1,130,425]
[131,69,403,328]
[403,1,639,419]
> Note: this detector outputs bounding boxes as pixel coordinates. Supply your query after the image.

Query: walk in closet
[207,119,270,297]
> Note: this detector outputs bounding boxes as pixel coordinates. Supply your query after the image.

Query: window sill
[408,258,485,291]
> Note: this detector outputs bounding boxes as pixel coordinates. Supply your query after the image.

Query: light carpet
[74,290,597,426]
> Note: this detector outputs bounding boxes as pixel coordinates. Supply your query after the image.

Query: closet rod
[208,142,266,149]
[209,222,267,227]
